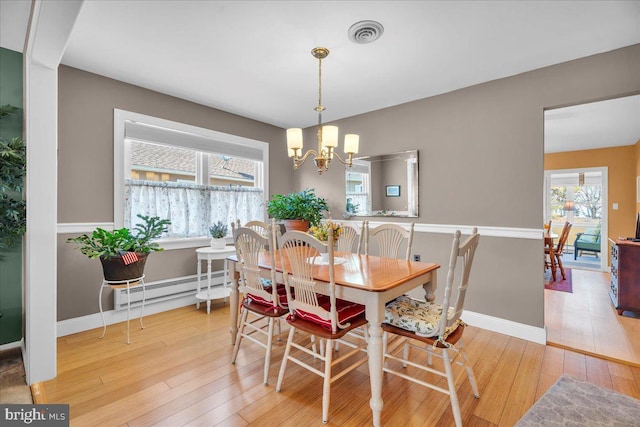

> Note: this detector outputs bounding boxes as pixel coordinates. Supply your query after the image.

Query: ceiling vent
[348,20,384,44]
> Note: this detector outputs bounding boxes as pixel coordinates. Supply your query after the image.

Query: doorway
[543,95,640,365]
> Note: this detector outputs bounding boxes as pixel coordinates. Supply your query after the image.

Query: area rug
[515,375,640,426]
[544,267,572,293]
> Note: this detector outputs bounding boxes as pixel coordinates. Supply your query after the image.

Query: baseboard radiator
[113,271,227,311]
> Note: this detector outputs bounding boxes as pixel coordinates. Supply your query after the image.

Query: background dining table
[545,230,558,281]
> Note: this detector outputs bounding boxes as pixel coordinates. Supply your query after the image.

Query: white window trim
[114,109,269,249]
[543,166,608,271]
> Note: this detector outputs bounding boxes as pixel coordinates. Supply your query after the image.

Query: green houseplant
[266,188,328,231]
[0,104,26,250]
[209,220,228,249]
[67,214,171,281]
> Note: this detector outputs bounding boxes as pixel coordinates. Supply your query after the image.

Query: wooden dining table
[227,250,440,427]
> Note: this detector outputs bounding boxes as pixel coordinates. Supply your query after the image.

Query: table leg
[422,271,438,302]
[223,258,229,303]
[196,256,202,310]
[207,258,212,315]
[366,300,385,427]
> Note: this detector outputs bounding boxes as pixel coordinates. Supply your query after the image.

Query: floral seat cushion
[384,295,460,338]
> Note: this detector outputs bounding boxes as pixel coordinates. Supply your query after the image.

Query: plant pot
[283,219,310,232]
[210,238,226,249]
[100,253,148,281]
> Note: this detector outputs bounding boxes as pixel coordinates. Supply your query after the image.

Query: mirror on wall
[345,150,418,218]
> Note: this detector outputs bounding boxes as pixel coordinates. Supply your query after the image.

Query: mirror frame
[345,149,419,218]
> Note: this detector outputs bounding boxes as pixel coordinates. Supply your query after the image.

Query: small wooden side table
[196,246,236,314]
[98,275,145,345]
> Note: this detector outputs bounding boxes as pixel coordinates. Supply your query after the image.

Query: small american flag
[121,252,139,265]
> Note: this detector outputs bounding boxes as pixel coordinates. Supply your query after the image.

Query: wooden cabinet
[610,239,640,315]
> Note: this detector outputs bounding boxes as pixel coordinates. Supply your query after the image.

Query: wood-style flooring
[40,302,640,426]
[545,268,640,366]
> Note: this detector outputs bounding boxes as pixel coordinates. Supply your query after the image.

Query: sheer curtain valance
[125,180,264,238]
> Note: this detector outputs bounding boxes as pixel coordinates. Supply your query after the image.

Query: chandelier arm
[294,149,320,167]
[330,151,354,167]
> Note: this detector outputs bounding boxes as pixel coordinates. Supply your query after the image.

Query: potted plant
[209,221,228,249]
[308,220,342,261]
[266,188,328,232]
[0,104,26,250]
[308,220,342,243]
[67,214,171,281]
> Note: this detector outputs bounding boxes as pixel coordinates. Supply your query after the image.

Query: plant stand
[196,246,236,314]
[98,275,145,344]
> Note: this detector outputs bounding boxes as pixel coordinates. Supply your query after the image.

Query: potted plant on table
[309,219,342,261]
[67,214,171,281]
[266,188,328,232]
[209,221,228,249]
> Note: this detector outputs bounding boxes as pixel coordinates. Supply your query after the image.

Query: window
[544,170,604,239]
[114,110,269,248]
[345,161,371,215]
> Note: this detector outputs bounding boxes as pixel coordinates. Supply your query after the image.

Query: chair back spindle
[335,220,365,254]
[364,222,415,260]
[438,227,480,336]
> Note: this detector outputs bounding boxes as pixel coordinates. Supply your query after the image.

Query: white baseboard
[57,295,546,345]
[462,310,547,345]
[0,339,23,352]
[56,295,201,337]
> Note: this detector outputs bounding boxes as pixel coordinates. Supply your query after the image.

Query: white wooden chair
[236,219,271,237]
[230,222,287,385]
[364,221,415,260]
[276,229,368,424]
[236,219,282,249]
[382,228,480,427]
[335,220,365,254]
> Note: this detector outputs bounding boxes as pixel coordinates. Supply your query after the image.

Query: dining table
[227,250,440,427]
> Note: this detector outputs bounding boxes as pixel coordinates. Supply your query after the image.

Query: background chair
[573,225,601,260]
[230,223,287,385]
[276,229,368,424]
[335,220,365,254]
[382,228,480,427]
[364,221,415,260]
[545,221,572,280]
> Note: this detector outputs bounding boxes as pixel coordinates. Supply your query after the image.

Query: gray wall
[57,45,640,326]
[57,66,291,319]
[292,44,640,328]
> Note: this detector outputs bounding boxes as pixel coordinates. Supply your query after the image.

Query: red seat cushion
[247,283,288,308]
[294,297,365,331]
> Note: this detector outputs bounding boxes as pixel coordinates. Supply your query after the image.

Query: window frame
[114,109,269,250]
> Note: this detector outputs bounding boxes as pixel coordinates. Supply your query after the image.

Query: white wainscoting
[57,221,545,343]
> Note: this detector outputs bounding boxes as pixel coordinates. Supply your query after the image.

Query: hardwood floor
[41,303,640,426]
[545,268,640,366]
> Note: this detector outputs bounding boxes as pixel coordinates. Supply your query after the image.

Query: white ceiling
[2,0,639,151]
[545,95,640,153]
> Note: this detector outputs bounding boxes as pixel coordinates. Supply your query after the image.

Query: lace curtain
[125,180,264,238]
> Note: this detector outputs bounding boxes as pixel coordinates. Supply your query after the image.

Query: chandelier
[286,47,359,175]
